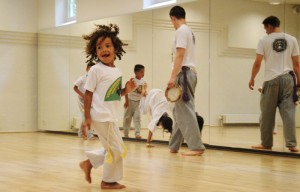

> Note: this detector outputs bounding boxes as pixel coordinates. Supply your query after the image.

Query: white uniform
[123,78,146,137]
[173,24,197,70]
[257,32,300,81]
[84,62,127,182]
[74,75,87,113]
[128,78,146,101]
[139,89,171,133]
[74,75,93,139]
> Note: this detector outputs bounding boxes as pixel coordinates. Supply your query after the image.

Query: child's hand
[141,83,148,96]
[124,101,129,108]
[258,87,262,93]
[83,118,92,137]
[125,78,136,93]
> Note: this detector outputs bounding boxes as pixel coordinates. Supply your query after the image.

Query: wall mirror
[38,0,300,155]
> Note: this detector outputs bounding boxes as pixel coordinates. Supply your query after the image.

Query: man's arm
[248,54,263,90]
[167,47,185,88]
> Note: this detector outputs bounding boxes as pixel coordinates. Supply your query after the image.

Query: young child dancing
[79,24,136,190]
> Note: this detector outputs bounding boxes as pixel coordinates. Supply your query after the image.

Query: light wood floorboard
[0,132,299,192]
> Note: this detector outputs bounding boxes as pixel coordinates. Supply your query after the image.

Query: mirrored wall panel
[38,0,300,155]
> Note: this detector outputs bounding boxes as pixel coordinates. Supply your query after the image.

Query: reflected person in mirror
[123,64,146,139]
[139,88,173,147]
[73,61,95,140]
[249,16,300,152]
[167,5,205,156]
[79,24,136,190]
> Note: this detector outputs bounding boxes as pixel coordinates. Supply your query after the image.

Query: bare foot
[101,181,126,189]
[170,149,178,153]
[181,150,204,156]
[251,144,272,150]
[288,147,299,153]
[88,136,98,140]
[146,143,155,148]
[79,160,92,184]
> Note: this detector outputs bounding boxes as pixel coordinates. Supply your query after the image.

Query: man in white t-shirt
[123,64,146,138]
[167,6,205,156]
[249,16,300,152]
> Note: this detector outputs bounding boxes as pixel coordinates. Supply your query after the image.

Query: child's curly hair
[83,24,127,63]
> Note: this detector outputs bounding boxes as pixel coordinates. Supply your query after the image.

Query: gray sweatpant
[260,73,297,148]
[123,99,141,137]
[169,70,206,151]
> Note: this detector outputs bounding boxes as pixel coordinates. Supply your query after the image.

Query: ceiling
[252,0,300,4]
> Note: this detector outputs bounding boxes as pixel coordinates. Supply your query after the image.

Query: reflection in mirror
[37,0,300,155]
[209,0,300,153]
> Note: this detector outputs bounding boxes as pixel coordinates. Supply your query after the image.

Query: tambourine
[165,86,182,102]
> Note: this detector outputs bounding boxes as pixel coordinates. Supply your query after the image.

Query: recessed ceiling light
[143,0,176,10]
[269,0,282,5]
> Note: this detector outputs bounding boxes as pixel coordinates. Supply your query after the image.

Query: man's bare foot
[251,144,272,150]
[79,160,92,184]
[288,147,299,153]
[170,149,178,153]
[181,150,204,156]
[101,181,126,189]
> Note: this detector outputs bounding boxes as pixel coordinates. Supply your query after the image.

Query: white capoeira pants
[85,121,127,182]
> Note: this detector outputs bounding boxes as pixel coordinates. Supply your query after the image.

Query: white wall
[0,0,37,32]
[0,0,38,132]
[37,0,55,30]
[37,0,198,30]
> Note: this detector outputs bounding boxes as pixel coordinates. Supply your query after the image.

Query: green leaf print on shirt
[105,77,122,101]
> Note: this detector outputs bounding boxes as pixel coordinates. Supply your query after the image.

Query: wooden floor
[1,132,300,192]
[120,126,300,153]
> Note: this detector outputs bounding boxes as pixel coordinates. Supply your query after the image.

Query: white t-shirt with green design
[85,62,122,123]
